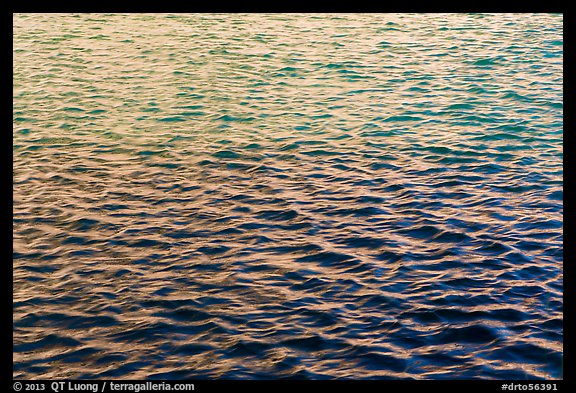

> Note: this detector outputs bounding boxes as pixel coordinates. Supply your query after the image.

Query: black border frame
[9,2,567,388]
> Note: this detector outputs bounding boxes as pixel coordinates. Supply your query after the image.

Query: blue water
[13,13,562,379]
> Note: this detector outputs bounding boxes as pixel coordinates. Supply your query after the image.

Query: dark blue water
[13,13,562,379]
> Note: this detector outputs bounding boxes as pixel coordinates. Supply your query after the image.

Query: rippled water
[13,13,563,379]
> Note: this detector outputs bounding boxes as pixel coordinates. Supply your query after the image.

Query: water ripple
[13,13,562,379]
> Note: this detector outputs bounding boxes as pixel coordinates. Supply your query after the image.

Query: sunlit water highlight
[13,13,562,379]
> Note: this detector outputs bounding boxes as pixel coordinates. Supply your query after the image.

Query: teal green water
[14,13,562,379]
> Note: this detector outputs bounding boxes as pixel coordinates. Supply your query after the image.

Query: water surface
[13,13,563,379]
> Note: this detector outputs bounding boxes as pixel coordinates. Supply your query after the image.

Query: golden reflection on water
[13,13,562,379]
